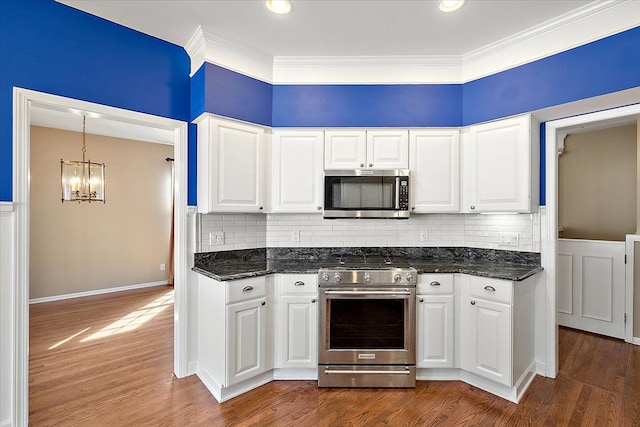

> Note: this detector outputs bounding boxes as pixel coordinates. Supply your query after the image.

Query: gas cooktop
[321,254,411,270]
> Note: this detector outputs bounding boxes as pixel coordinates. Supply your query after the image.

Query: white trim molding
[8,87,190,426]
[185,0,640,84]
[29,281,170,304]
[543,102,640,381]
[625,235,639,344]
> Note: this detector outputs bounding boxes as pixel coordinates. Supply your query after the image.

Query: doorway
[11,88,189,425]
[543,103,640,377]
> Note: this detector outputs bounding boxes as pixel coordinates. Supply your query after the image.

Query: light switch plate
[210,231,224,245]
[499,232,519,246]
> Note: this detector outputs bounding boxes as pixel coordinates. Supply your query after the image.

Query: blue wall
[0,0,191,202]
[2,0,639,206]
[272,84,462,128]
[463,26,640,125]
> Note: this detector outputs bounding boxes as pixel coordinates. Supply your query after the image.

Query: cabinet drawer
[279,274,318,295]
[468,276,512,304]
[226,277,267,304]
[417,274,454,294]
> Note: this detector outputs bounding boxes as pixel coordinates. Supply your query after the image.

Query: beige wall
[558,124,637,241]
[30,126,173,299]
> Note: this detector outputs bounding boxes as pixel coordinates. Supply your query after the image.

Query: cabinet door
[464,115,534,213]
[197,115,264,213]
[226,298,267,386]
[367,130,409,169]
[278,295,318,368]
[410,130,459,213]
[324,130,367,169]
[417,294,454,368]
[463,297,512,386]
[271,130,324,213]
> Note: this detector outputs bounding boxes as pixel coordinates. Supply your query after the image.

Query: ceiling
[58,0,595,57]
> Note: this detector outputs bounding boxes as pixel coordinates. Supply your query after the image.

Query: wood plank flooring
[29,286,640,426]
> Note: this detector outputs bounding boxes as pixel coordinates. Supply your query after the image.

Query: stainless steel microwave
[323,170,410,219]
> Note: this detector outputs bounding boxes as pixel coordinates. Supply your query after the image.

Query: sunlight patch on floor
[48,327,91,350]
[80,289,174,342]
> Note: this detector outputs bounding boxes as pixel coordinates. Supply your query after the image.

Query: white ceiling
[58,0,595,57]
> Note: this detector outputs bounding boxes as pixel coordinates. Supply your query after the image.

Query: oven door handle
[324,368,412,375]
[323,290,412,296]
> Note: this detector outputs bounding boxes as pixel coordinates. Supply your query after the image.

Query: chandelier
[60,115,106,203]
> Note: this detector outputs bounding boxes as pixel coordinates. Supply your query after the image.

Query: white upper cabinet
[324,130,367,169]
[195,114,265,213]
[366,130,409,169]
[271,130,324,213]
[324,129,408,170]
[409,130,460,213]
[461,114,539,213]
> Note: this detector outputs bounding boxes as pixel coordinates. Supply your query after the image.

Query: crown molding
[461,0,640,81]
[185,25,273,82]
[184,0,640,85]
[272,55,462,84]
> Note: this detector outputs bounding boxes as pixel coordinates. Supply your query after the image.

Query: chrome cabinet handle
[324,368,410,375]
[311,299,316,303]
[470,205,475,210]
[484,285,496,292]
[419,298,424,303]
[368,163,373,167]
[317,206,322,210]
[294,281,305,286]
[430,281,441,287]
[471,300,476,305]
[259,206,263,210]
[325,290,411,296]
[360,163,364,167]
[242,286,254,292]
[261,301,266,306]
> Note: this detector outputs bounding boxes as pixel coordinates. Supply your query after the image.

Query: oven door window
[329,298,405,349]
[325,176,396,211]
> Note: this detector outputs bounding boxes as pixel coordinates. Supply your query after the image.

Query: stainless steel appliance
[323,170,410,219]
[318,255,417,388]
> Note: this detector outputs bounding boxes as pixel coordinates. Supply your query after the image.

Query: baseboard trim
[29,281,170,304]
[633,337,640,346]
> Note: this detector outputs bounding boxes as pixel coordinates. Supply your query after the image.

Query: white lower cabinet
[416,274,455,368]
[274,274,318,377]
[196,275,273,402]
[227,297,268,386]
[460,275,536,393]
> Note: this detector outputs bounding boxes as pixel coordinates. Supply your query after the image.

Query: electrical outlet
[160,263,166,271]
[420,230,428,242]
[209,231,224,246]
[499,232,519,246]
[291,230,300,242]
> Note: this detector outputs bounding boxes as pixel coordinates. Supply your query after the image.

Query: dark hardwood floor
[29,286,640,426]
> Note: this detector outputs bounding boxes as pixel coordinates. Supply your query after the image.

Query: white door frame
[544,103,640,377]
[12,87,190,425]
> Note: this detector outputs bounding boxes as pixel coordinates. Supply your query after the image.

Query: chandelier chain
[82,115,87,162]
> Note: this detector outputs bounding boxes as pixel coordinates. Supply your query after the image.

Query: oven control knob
[406,273,414,282]
[321,273,330,282]
[334,273,342,283]
[364,273,371,282]
[393,273,402,283]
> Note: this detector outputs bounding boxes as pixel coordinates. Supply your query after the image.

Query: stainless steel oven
[318,265,417,388]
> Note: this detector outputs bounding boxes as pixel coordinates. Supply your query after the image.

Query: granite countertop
[193,247,543,282]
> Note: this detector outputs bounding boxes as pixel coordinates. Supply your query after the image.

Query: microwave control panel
[399,180,409,210]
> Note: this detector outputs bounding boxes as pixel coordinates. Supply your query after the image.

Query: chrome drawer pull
[294,281,305,286]
[430,281,441,286]
[324,369,410,375]
[242,286,254,292]
[484,285,496,292]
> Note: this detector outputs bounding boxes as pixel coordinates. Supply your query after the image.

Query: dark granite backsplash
[193,247,541,282]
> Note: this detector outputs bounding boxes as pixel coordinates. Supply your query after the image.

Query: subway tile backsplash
[200,212,540,253]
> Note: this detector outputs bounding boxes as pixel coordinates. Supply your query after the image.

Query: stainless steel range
[317,254,417,388]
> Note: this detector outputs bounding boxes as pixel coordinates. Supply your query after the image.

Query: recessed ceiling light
[438,0,465,12]
[266,0,292,14]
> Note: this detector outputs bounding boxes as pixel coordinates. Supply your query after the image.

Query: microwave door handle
[395,177,400,209]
